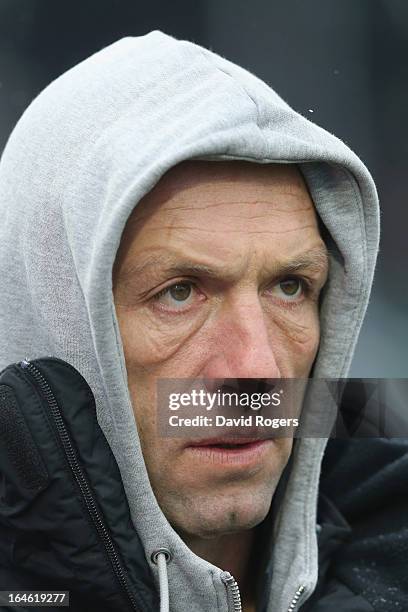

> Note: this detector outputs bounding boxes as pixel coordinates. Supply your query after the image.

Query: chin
[172,488,274,539]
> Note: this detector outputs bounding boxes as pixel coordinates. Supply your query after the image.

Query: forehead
[134,160,313,216]
[119,161,321,261]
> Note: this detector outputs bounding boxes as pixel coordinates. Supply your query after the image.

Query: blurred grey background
[1,0,407,377]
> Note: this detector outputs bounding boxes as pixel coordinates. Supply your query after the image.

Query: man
[0,31,386,612]
[112,159,329,611]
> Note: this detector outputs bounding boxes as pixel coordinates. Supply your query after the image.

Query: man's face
[113,161,328,539]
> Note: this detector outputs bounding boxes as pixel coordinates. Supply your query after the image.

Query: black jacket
[0,358,407,612]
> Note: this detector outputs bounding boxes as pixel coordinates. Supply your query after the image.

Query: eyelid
[149,279,204,315]
[263,276,316,309]
[152,279,198,301]
[266,274,313,294]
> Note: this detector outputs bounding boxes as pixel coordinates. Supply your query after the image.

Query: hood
[0,31,379,612]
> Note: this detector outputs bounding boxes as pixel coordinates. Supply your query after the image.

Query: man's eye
[271,277,305,301]
[153,282,195,309]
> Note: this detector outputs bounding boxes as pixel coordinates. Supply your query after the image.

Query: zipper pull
[221,571,242,612]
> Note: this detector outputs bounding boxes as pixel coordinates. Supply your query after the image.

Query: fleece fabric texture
[0,31,379,612]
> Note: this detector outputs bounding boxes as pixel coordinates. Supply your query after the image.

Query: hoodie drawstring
[151,548,172,612]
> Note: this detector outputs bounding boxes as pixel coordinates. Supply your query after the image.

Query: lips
[185,435,275,467]
[188,436,263,448]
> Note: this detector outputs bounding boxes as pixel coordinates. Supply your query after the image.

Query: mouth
[185,436,274,465]
[189,436,263,448]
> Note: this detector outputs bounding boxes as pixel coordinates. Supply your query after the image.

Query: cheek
[268,308,320,373]
[116,306,207,369]
[115,309,204,443]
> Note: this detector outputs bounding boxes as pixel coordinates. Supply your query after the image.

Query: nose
[202,297,281,380]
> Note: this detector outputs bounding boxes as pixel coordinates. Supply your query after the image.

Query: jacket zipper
[20,360,141,612]
[221,569,305,612]
[287,585,305,611]
[221,571,242,612]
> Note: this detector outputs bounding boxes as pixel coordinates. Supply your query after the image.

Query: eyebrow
[274,247,330,277]
[119,246,329,286]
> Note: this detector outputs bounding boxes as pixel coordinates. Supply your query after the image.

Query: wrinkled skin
[113,161,328,544]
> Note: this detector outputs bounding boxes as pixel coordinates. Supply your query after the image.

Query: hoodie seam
[197,49,268,158]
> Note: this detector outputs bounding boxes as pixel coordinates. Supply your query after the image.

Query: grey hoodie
[0,31,379,612]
